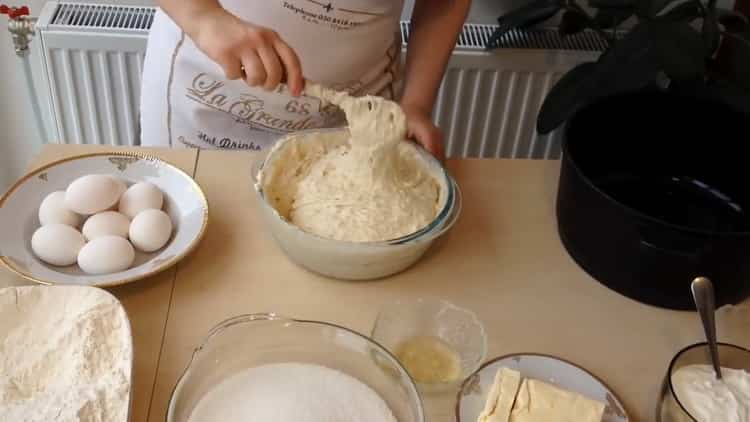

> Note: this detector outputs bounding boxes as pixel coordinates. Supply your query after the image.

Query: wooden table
[2,145,749,422]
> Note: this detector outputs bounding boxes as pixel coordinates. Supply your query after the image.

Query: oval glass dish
[166,313,425,422]
[250,128,462,280]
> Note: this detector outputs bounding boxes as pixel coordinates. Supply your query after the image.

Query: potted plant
[488,0,750,310]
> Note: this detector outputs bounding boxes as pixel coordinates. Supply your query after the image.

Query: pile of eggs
[31,174,173,275]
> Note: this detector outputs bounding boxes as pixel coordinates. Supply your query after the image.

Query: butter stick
[510,378,605,422]
[477,367,522,422]
[477,367,606,422]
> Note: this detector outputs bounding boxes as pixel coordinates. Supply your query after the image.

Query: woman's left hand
[400,103,445,161]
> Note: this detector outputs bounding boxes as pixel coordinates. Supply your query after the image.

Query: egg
[77,236,135,275]
[129,209,173,252]
[31,224,86,266]
[118,182,164,219]
[109,176,128,198]
[106,177,128,210]
[38,191,82,227]
[81,211,130,241]
[65,174,122,215]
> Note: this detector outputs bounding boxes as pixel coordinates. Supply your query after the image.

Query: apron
[140,0,404,150]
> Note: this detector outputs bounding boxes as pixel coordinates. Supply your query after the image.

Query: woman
[140,0,470,158]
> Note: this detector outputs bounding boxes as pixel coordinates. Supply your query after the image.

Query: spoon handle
[691,276,722,380]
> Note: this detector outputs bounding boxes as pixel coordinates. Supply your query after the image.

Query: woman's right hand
[189,7,304,96]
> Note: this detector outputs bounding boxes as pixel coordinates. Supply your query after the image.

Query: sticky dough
[261,84,441,242]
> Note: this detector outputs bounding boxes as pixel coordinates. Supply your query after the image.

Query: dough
[260,84,441,242]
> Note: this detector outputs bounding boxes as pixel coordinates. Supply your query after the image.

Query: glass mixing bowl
[250,128,462,280]
[167,313,425,422]
[657,342,750,421]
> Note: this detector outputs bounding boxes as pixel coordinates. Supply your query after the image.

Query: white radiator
[35,2,152,147]
[32,1,602,158]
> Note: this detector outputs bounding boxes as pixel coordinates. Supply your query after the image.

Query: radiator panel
[43,44,145,146]
[35,1,601,158]
[38,2,150,146]
[436,51,586,159]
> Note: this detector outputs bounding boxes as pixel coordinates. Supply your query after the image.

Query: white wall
[0,0,154,191]
[0,0,46,190]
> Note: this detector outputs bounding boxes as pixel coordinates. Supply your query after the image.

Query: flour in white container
[188,362,398,422]
[0,286,132,422]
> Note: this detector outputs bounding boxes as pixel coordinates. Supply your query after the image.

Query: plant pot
[556,90,750,310]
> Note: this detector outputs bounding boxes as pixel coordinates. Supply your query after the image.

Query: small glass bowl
[167,313,425,422]
[371,298,487,394]
[657,342,750,422]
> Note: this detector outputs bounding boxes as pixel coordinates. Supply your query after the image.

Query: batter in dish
[262,84,440,242]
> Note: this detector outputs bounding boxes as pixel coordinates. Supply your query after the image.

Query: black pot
[557,90,750,310]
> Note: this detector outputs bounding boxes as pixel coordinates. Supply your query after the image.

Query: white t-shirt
[140,0,404,150]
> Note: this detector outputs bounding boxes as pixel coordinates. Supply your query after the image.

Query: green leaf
[671,79,750,116]
[717,31,750,91]
[722,30,750,54]
[537,63,599,134]
[637,0,681,18]
[718,8,749,33]
[588,0,636,9]
[652,21,707,81]
[538,21,662,133]
[487,0,563,49]
[661,1,703,22]
[595,21,654,67]
[559,10,592,36]
[709,82,750,116]
[702,8,720,53]
[594,8,634,28]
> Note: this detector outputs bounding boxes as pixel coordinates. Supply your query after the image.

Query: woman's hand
[189,7,304,96]
[401,103,445,161]
[397,0,469,161]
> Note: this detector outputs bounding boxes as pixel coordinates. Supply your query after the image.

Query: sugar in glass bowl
[167,313,425,422]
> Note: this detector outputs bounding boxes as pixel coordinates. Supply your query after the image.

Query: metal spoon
[691,276,723,379]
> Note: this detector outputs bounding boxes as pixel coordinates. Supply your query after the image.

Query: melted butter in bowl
[395,335,463,385]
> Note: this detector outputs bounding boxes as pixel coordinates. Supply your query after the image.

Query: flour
[259,83,440,242]
[188,362,398,422]
[0,286,132,422]
[672,364,750,422]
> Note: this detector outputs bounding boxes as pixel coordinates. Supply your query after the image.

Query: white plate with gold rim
[456,353,629,422]
[0,152,208,287]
